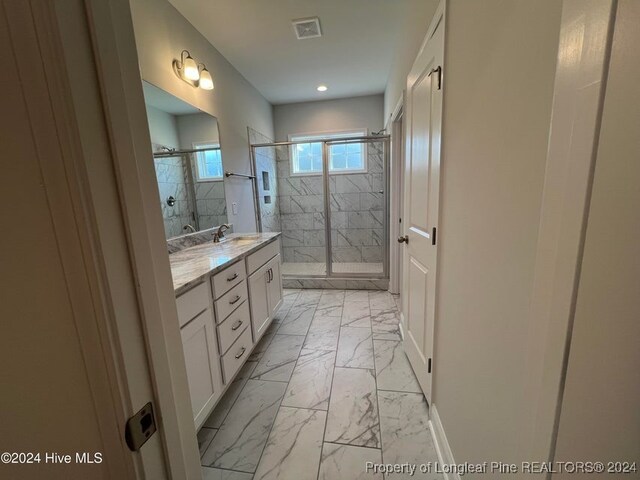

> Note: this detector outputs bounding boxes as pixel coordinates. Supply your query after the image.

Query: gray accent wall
[273,94,383,142]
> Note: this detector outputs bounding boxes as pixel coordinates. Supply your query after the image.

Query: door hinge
[428,358,432,374]
[432,227,437,246]
[125,402,157,452]
[428,66,442,90]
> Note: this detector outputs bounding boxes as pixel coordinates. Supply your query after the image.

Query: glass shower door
[267,141,327,278]
[325,137,387,277]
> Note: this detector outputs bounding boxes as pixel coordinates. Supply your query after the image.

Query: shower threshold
[281,262,384,276]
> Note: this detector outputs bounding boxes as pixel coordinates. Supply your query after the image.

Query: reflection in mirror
[142,81,228,239]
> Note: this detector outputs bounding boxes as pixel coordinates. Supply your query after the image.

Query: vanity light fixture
[199,66,214,90]
[317,85,328,92]
[173,50,214,90]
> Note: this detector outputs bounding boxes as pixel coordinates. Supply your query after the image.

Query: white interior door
[401,5,444,404]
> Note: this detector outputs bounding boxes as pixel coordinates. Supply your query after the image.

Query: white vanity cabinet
[247,251,283,342]
[175,236,282,427]
[176,285,223,429]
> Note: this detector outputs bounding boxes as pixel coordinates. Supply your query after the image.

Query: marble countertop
[169,232,281,296]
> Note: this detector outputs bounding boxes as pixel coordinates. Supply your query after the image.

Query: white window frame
[193,141,223,182]
[288,129,368,177]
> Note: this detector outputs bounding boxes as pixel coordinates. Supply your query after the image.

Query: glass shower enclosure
[250,134,390,280]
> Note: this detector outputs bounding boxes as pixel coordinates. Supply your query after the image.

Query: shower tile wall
[195,180,227,230]
[154,150,195,239]
[276,142,385,266]
[249,127,281,233]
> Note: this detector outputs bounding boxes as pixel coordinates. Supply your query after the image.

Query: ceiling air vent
[292,17,322,40]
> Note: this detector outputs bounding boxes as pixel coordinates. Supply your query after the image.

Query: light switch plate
[232,202,238,215]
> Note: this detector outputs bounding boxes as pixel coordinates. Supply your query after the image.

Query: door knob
[398,235,409,244]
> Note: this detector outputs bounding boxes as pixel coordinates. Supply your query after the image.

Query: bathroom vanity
[169,233,282,428]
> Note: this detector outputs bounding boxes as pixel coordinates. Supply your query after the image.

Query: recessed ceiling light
[317,85,328,92]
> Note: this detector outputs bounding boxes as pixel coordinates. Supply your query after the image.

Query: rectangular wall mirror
[142,81,228,239]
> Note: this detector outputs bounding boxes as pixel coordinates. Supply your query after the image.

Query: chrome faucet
[212,224,231,243]
[183,224,196,233]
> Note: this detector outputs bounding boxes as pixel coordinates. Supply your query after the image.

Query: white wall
[433,0,562,469]
[146,105,180,148]
[553,0,640,473]
[273,94,384,141]
[176,113,220,148]
[383,1,439,122]
[130,0,274,231]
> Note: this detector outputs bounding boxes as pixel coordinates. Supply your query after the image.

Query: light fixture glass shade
[183,55,199,81]
[199,68,214,90]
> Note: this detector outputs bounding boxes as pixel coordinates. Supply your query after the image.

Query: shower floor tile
[282,262,383,276]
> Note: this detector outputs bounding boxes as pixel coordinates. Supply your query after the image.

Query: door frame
[401,0,446,404]
[388,96,405,297]
[50,0,201,478]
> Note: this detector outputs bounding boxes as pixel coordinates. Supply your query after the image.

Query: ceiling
[168,0,436,105]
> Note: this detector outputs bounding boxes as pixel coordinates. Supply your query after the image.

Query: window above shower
[289,129,367,176]
[194,142,223,181]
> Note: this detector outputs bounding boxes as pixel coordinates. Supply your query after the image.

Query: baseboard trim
[429,404,460,480]
[399,312,405,340]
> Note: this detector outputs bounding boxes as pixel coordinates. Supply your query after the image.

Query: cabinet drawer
[220,326,252,384]
[214,280,248,324]
[217,301,250,355]
[246,239,281,274]
[211,261,246,299]
[176,282,209,328]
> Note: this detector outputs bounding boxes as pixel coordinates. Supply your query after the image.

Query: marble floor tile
[282,348,336,410]
[304,315,342,351]
[319,443,383,480]
[282,288,301,299]
[369,291,396,310]
[294,289,323,307]
[272,305,290,324]
[373,340,421,393]
[204,361,258,428]
[325,367,380,448]
[370,308,401,340]
[392,294,401,310]
[277,304,316,335]
[336,327,375,369]
[315,301,343,318]
[201,466,253,480]
[344,290,370,302]
[249,323,278,361]
[378,391,441,479]
[253,406,326,480]
[197,427,217,457]
[341,301,371,328]
[251,334,305,382]
[202,379,287,472]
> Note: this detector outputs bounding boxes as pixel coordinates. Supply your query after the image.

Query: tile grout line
[314,292,344,480]
[252,292,322,479]
[200,293,299,469]
[205,303,289,435]
[370,291,387,480]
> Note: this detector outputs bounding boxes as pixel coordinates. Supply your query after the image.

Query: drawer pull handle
[229,295,241,305]
[235,347,246,359]
[227,273,239,282]
[231,319,243,331]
